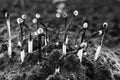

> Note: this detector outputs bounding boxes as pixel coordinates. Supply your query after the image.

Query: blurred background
[0,0,120,48]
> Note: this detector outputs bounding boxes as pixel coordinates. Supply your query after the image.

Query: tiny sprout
[73,10,78,16]
[17,18,23,24]
[80,42,87,48]
[84,52,87,56]
[34,32,38,36]
[98,30,103,35]
[103,22,108,28]
[77,42,87,63]
[83,22,88,29]
[94,22,107,61]
[5,12,9,18]
[35,13,41,19]
[56,13,61,18]
[32,18,37,23]
[21,14,27,20]
[18,41,22,47]
[55,42,59,46]
[37,28,44,34]
[63,12,67,18]
[55,67,60,74]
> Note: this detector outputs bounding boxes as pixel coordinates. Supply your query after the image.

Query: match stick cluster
[4,10,108,64]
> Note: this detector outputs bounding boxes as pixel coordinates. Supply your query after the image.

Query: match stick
[17,18,24,46]
[5,12,12,58]
[94,22,108,61]
[80,22,88,43]
[37,28,44,62]
[17,17,28,63]
[35,13,48,46]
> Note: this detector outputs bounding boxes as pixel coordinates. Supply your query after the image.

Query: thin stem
[19,24,23,41]
[80,29,86,43]
[38,34,42,61]
[80,23,88,43]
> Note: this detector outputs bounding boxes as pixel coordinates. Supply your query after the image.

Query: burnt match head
[83,22,88,29]
[103,22,108,29]
[17,18,23,24]
[98,30,103,35]
[62,12,67,18]
[80,42,87,48]
[35,13,41,19]
[37,28,44,35]
[32,18,37,24]
[73,10,78,16]
[21,14,27,20]
[56,13,61,18]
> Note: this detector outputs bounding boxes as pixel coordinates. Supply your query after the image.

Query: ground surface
[0,0,120,80]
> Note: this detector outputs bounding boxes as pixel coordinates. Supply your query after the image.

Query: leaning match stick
[94,22,108,61]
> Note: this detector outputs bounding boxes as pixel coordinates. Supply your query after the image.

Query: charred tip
[62,12,67,18]
[83,22,88,29]
[56,13,61,18]
[73,10,79,16]
[32,18,37,24]
[17,18,23,24]
[103,22,108,29]
[37,28,44,34]
[35,13,41,19]
[21,14,27,20]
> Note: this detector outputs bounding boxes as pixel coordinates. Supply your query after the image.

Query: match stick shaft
[38,35,42,61]
[28,39,33,53]
[21,49,25,63]
[7,18,12,57]
[80,29,86,43]
[19,24,23,41]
